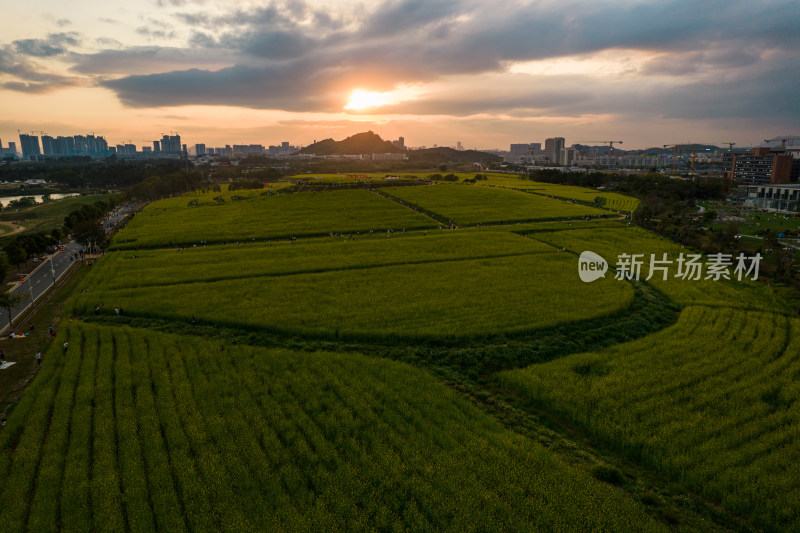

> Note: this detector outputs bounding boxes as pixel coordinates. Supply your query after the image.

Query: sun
[344,89,390,110]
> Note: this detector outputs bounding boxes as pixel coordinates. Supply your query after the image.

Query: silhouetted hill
[298,131,401,155]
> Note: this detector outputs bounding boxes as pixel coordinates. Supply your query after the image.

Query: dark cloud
[13,32,80,57]
[70,46,236,75]
[56,18,72,27]
[0,45,82,92]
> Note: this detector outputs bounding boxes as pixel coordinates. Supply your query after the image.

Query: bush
[591,464,625,486]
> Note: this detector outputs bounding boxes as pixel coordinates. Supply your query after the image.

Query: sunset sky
[1,0,798,150]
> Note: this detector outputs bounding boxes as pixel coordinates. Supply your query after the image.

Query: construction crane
[721,141,736,151]
[575,141,623,168]
[664,144,709,174]
[575,140,623,154]
[764,137,795,149]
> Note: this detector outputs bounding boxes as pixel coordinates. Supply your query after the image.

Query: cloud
[70,46,237,75]
[56,18,72,27]
[7,0,800,128]
[136,26,178,40]
[13,32,81,57]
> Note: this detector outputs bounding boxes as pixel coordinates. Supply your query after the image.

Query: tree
[0,291,28,329]
[5,242,27,271]
[0,253,8,283]
[72,219,105,254]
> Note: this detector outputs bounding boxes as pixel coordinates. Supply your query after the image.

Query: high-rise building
[153,140,161,153]
[545,137,565,165]
[194,144,206,157]
[510,144,530,157]
[561,147,577,166]
[41,135,55,156]
[95,136,109,154]
[160,134,182,154]
[19,134,41,159]
[730,147,798,185]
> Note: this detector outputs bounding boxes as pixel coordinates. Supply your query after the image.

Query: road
[1,203,133,333]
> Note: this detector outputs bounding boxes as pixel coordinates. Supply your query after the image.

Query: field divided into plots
[0,323,664,532]
[3,182,798,531]
[498,306,800,531]
[477,176,641,212]
[530,226,783,311]
[70,252,633,341]
[86,231,555,290]
[380,184,608,225]
[111,189,438,250]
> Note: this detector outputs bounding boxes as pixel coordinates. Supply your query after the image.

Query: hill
[297,131,402,155]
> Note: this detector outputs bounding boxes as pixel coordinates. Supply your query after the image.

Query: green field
[71,252,632,340]
[111,188,438,249]
[477,175,641,212]
[87,230,556,289]
[0,323,664,532]
[381,184,609,225]
[531,226,784,311]
[498,306,800,531]
[3,176,798,531]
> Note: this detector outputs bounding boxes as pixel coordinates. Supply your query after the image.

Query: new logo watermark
[578,251,609,282]
[578,251,762,282]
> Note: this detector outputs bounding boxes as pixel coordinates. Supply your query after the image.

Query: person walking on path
[35,352,42,366]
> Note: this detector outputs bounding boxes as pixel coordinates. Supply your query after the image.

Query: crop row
[0,323,663,531]
[497,305,800,531]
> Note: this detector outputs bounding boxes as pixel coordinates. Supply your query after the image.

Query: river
[0,193,80,208]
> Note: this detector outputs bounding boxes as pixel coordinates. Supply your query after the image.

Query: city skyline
[2,0,799,150]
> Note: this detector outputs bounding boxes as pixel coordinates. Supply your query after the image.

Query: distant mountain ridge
[298,131,402,155]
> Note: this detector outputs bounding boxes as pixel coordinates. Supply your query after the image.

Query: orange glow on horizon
[344,89,392,110]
